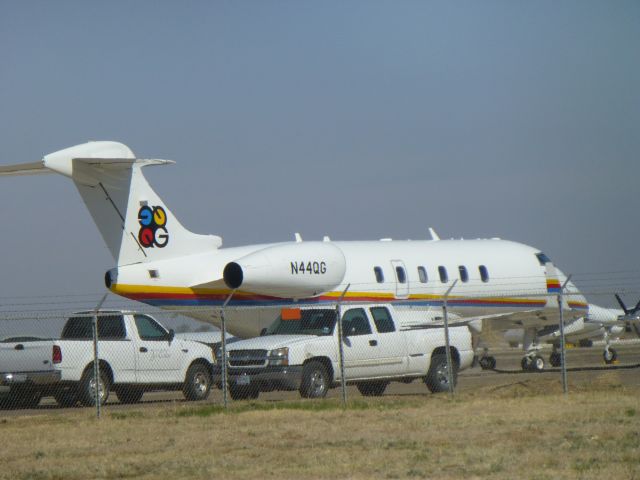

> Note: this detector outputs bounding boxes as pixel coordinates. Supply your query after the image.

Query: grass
[0,380,638,479]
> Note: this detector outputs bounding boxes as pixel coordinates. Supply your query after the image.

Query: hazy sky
[1,1,639,314]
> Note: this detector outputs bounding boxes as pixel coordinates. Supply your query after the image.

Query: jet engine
[223,242,347,298]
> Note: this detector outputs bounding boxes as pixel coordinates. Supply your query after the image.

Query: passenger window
[438,266,448,283]
[458,266,468,283]
[374,266,384,283]
[341,308,372,336]
[135,314,169,341]
[479,265,489,283]
[395,266,407,284]
[370,307,396,333]
[418,266,428,283]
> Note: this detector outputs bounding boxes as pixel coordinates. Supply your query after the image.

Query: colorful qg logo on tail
[138,206,169,248]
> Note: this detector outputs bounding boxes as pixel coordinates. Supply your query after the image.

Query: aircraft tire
[479,356,496,370]
[603,348,618,364]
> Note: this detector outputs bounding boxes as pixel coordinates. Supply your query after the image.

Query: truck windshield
[265,309,337,336]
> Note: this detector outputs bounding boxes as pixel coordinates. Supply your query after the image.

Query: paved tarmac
[2,341,639,416]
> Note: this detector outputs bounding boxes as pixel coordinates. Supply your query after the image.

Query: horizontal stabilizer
[0,161,49,176]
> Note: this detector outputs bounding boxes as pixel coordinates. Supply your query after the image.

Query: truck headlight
[268,347,289,366]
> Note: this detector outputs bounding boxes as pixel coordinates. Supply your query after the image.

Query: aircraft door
[390,260,409,299]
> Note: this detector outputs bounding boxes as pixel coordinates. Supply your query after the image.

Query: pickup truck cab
[51,310,215,406]
[214,305,474,400]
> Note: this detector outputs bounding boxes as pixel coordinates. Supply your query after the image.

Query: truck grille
[228,349,268,367]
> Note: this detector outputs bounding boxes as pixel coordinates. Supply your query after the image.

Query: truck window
[61,315,126,340]
[265,309,336,336]
[134,314,169,341]
[370,307,396,333]
[341,308,372,336]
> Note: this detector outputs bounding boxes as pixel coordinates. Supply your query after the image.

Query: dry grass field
[0,373,638,480]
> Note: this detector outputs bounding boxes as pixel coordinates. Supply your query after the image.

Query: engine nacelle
[223,242,347,298]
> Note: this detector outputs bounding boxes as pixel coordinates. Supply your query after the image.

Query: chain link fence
[0,287,638,415]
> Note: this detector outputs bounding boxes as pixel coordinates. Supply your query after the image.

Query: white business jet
[1,141,589,371]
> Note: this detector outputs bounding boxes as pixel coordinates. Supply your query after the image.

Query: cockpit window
[535,253,552,266]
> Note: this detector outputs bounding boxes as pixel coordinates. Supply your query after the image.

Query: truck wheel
[115,387,144,404]
[299,361,329,398]
[54,388,79,408]
[78,369,110,407]
[183,363,211,401]
[356,381,389,396]
[228,385,259,400]
[425,354,457,394]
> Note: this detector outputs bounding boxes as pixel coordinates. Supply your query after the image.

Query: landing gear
[521,355,545,372]
[479,355,496,370]
[603,347,618,364]
[521,328,545,371]
[602,329,618,365]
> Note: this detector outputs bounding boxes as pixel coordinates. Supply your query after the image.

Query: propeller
[614,294,640,337]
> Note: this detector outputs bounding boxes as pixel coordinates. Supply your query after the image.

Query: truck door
[368,306,408,377]
[340,308,382,379]
[390,260,409,299]
[133,314,182,383]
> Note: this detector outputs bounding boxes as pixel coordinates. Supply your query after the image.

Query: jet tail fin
[1,141,221,266]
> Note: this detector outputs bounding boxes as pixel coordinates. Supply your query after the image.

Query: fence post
[335,284,351,408]
[442,280,458,396]
[219,290,235,409]
[558,275,572,395]
[92,293,108,419]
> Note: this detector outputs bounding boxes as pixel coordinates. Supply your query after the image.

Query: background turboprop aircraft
[1,141,594,371]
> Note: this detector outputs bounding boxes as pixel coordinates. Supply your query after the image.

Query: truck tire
[299,361,329,398]
[425,354,457,394]
[183,363,211,401]
[78,368,110,407]
[228,384,259,400]
[356,381,389,396]
[115,387,144,404]
[54,387,79,408]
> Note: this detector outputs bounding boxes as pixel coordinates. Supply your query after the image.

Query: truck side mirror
[168,329,175,343]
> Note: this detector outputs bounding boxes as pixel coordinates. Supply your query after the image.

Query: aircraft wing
[189,278,227,291]
[410,303,585,335]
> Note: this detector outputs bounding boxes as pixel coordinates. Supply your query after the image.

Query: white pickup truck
[213,305,474,400]
[1,311,215,407]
